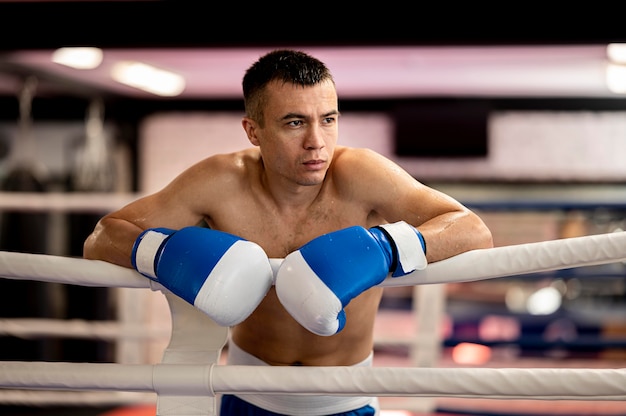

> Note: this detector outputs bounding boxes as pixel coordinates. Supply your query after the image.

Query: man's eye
[288,120,303,127]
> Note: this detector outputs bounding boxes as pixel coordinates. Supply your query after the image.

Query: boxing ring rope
[1,231,626,414]
[2,229,626,288]
[0,318,169,340]
[2,362,625,401]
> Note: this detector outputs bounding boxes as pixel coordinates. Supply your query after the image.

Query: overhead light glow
[52,47,103,69]
[606,64,626,94]
[111,61,186,97]
[526,286,561,315]
[607,43,626,64]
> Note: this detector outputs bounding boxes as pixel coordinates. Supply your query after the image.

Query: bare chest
[255,208,364,257]
[211,200,375,258]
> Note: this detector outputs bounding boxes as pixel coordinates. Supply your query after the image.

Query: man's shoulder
[331,146,401,187]
[333,146,386,165]
[334,145,365,158]
[183,148,259,183]
[199,147,260,167]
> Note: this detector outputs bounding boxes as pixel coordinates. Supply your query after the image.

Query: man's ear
[242,117,260,146]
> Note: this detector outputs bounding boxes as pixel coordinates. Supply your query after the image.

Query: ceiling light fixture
[51,47,103,70]
[605,64,626,94]
[110,61,186,97]
[605,44,626,94]
[606,43,626,64]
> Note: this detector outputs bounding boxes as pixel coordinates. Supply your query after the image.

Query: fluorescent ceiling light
[111,61,185,97]
[607,43,626,64]
[52,47,103,69]
[605,63,626,94]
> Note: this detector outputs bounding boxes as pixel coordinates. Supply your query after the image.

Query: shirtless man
[83,49,493,415]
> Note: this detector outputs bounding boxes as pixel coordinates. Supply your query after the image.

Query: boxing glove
[131,226,273,326]
[275,221,427,336]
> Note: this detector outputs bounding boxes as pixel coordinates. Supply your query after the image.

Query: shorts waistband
[226,340,377,416]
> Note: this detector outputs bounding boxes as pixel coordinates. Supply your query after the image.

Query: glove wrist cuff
[377,221,427,276]
[132,228,174,278]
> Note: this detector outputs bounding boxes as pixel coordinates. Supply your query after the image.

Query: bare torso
[203,148,385,366]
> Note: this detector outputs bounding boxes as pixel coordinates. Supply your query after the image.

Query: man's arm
[82,155,228,266]
[82,160,274,326]
[83,214,144,268]
[336,147,494,261]
[83,187,207,268]
[404,188,494,262]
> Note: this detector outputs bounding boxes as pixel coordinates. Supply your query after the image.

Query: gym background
[0,2,625,415]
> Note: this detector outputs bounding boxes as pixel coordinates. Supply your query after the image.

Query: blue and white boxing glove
[131,226,273,327]
[275,221,427,336]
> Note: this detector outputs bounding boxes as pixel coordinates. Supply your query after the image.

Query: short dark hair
[243,49,335,124]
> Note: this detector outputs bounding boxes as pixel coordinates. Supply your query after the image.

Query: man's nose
[303,125,325,149]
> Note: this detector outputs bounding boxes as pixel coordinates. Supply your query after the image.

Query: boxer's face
[244,79,339,187]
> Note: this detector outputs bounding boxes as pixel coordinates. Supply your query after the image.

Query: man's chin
[297,175,325,187]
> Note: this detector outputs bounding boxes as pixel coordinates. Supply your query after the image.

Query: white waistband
[226,340,378,416]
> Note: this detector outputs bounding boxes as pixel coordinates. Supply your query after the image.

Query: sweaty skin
[84,79,493,367]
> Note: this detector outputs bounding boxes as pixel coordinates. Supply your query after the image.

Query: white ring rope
[0,191,142,213]
[0,318,169,340]
[0,362,625,401]
[0,252,152,288]
[0,390,155,406]
[1,231,625,403]
[1,231,626,288]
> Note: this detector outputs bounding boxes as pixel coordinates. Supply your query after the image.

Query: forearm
[418,209,493,263]
[83,216,145,268]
